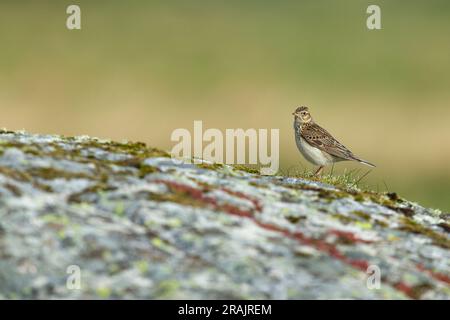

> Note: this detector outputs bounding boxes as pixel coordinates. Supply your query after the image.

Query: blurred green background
[0,1,449,210]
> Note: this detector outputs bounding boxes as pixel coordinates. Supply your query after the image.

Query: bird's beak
[292,112,295,116]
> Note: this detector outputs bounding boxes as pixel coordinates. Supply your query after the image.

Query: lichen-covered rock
[0,130,448,299]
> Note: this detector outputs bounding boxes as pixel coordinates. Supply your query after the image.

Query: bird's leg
[314,166,324,176]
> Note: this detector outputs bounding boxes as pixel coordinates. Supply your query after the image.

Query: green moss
[0,129,17,135]
[353,194,365,202]
[0,166,52,193]
[0,141,42,156]
[332,211,388,229]
[279,173,421,222]
[331,213,354,224]
[197,162,224,171]
[138,164,159,178]
[75,139,169,159]
[399,217,450,249]
[27,167,93,180]
[151,237,165,248]
[3,183,22,196]
[21,136,169,176]
[285,215,305,224]
[409,283,434,300]
[96,286,111,299]
[317,189,349,201]
[68,183,117,203]
[114,202,125,217]
[338,189,412,217]
[279,182,351,202]
[166,218,183,228]
[134,260,149,274]
[40,213,70,226]
[352,210,371,220]
[374,219,389,228]
[248,181,268,188]
[0,166,33,182]
[156,279,180,298]
[287,171,414,215]
[52,140,162,178]
[361,191,406,209]
[148,191,205,208]
[355,221,373,230]
[232,164,259,174]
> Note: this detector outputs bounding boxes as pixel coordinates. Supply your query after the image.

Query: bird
[292,106,375,176]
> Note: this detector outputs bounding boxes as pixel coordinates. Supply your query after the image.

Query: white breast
[294,126,333,166]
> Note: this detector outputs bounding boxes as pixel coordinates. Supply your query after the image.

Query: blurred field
[0,0,449,210]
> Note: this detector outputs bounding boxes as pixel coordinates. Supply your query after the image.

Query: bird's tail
[352,156,376,168]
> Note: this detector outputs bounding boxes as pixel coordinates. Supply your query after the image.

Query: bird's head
[292,106,312,123]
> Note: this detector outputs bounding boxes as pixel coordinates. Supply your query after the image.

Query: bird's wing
[300,123,355,160]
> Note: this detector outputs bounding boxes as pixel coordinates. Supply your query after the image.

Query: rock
[0,130,448,299]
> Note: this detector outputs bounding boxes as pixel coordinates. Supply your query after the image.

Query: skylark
[292,106,375,176]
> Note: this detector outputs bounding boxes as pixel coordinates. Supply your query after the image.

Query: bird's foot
[314,166,324,176]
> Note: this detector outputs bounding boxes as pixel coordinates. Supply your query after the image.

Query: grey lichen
[0,130,448,299]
